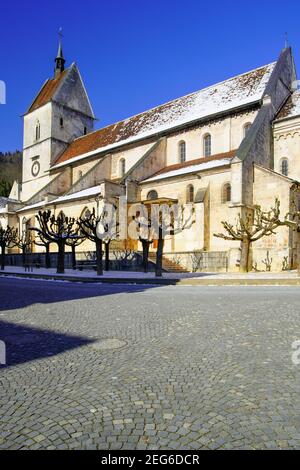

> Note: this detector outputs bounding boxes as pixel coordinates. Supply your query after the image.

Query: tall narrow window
[84,126,87,135]
[119,158,126,177]
[186,184,194,203]
[35,121,41,141]
[60,117,64,128]
[281,158,289,176]
[178,141,186,163]
[203,134,211,157]
[222,183,231,203]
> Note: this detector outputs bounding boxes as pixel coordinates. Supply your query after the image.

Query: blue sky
[0,0,299,152]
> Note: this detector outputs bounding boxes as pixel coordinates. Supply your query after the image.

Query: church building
[1,42,300,272]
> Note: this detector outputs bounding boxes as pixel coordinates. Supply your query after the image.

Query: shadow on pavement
[0,319,94,368]
[0,277,160,312]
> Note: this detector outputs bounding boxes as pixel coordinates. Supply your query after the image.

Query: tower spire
[54,28,66,78]
[284,32,289,49]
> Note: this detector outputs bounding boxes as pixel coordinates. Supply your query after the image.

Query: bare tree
[65,231,85,270]
[31,232,52,269]
[262,251,272,272]
[214,199,283,272]
[280,209,300,275]
[77,208,104,275]
[16,231,32,267]
[0,225,18,270]
[132,213,153,273]
[152,203,195,277]
[33,210,79,274]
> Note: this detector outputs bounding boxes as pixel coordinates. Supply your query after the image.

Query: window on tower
[60,117,64,128]
[35,121,41,141]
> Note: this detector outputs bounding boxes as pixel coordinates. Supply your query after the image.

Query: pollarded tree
[214,199,283,273]
[132,212,153,273]
[99,205,118,272]
[0,225,18,270]
[16,231,32,266]
[278,198,300,275]
[77,207,104,276]
[144,202,195,277]
[33,210,80,274]
[31,231,52,269]
[66,231,85,270]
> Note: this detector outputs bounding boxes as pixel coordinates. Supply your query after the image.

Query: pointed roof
[26,68,68,113]
[53,62,276,168]
[56,40,64,60]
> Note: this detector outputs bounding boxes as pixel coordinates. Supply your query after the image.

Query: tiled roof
[53,63,275,167]
[276,91,300,120]
[142,150,235,183]
[27,69,68,113]
[154,150,236,176]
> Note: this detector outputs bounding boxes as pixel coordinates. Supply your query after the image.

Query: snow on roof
[17,201,46,213]
[17,186,102,213]
[142,158,232,183]
[52,185,101,203]
[276,90,300,120]
[0,197,19,209]
[52,62,275,169]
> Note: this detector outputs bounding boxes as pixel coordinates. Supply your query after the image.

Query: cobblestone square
[1,278,300,450]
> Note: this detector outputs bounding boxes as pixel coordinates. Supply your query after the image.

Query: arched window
[35,121,41,141]
[147,190,158,200]
[243,122,252,137]
[178,141,186,163]
[203,134,211,157]
[119,158,126,177]
[81,207,91,220]
[186,184,194,203]
[281,158,289,176]
[222,183,231,203]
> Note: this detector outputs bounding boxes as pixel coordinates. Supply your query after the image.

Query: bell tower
[21,36,95,202]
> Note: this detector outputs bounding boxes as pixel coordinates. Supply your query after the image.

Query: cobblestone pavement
[1,278,300,450]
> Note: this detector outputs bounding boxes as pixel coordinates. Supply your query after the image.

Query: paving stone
[2,281,300,450]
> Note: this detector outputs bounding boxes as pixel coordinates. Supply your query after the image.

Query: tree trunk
[22,246,26,267]
[0,243,5,270]
[297,231,300,276]
[57,242,65,274]
[71,245,76,270]
[240,238,251,273]
[45,244,51,269]
[155,228,164,277]
[104,241,110,271]
[95,239,103,276]
[142,240,149,273]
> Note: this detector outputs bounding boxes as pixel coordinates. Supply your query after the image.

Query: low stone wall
[162,251,229,272]
[4,251,155,272]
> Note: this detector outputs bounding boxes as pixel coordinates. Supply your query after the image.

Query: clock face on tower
[31,161,40,177]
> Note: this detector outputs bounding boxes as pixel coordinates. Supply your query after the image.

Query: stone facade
[2,46,300,272]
